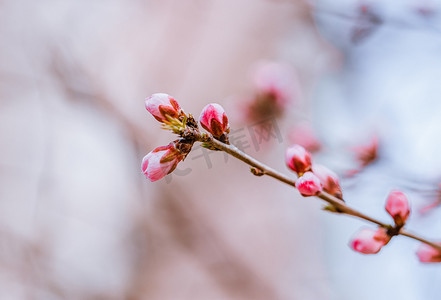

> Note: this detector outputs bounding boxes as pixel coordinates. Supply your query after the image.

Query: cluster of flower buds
[350,190,410,254]
[144,94,441,264]
[142,93,229,182]
[142,94,190,182]
[285,144,342,199]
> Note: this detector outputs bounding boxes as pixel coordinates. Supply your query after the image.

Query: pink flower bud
[145,93,182,123]
[416,243,441,263]
[385,190,410,226]
[350,228,390,254]
[295,172,322,197]
[141,143,183,182]
[285,145,312,175]
[199,103,229,138]
[312,164,343,200]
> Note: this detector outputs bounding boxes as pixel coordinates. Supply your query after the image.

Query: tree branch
[204,136,441,252]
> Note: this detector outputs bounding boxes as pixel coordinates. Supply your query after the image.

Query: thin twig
[204,136,441,252]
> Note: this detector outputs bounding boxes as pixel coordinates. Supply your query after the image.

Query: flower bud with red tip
[141,142,183,182]
[350,228,390,254]
[145,93,183,123]
[199,103,229,138]
[285,145,312,175]
[312,164,343,200]
[295,171,322,197]
[385,190,410,227]
[416,243,441,263]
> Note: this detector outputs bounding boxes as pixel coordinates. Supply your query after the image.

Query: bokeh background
[1,0,441,299]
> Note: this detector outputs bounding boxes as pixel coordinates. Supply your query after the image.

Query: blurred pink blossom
[242,61,300,122]
[346,135,379,176]
[312,164,342,199]
[354,135,378,168]
[350,228,390,255]
[288,123,322,153]
[416,243,441,263]
[252,61,299,107]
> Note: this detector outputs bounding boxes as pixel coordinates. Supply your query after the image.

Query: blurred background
[1,0,441,299]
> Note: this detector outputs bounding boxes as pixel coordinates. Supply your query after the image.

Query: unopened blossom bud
[285,145,312,175]
[385,190,410,227]
[295,172,322,197]
[312,164,343,200]
[350,228,390,254]
[416,243,441,263]
[145,93,182,123]
[141,142,183,182]
[199,103,229,138]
